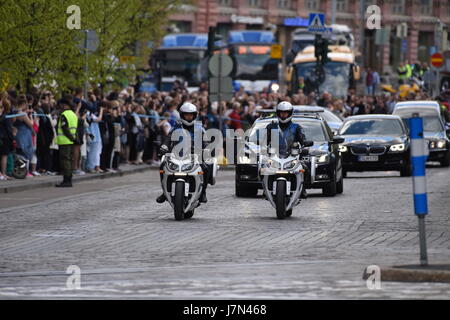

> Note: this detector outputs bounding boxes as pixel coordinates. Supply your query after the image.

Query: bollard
[409,113,428,266]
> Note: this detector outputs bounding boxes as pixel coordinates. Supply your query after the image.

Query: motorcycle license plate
[358,155,379,162]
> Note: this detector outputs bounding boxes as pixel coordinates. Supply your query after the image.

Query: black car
[338,115,411,176]
[392,104,450,167]
[235,114,345,197]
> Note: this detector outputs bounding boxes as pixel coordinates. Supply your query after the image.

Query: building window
[391,0,405,15]
[305,0,320,11]
[336,0,348,12]
[247,0,262,7]
[420,0,432,15]
[364,0,377,11]
[277,0,291,10]
[218,0,232,6]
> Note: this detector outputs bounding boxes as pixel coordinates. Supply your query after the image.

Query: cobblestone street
[0,165,449,299]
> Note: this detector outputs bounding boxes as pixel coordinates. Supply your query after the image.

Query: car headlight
[181,163,195,171]
[168,161,179,171]
[238,156,252,164]
[283,160,298,170]
[389,144,406,152]
[338,145,348,152]
[437,140,446,149]
[317,154,330,163]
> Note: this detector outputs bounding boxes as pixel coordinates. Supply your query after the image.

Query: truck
[227,30,281,92]
[285,44,360,98]
[150,33,209,92]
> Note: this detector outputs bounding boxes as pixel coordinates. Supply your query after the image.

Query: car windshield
[322,110,343,123]
[340,119,404,136]
[295,61,350,98]
[231,45,279,81]
[248,120,327,144]
[401,115,444,133]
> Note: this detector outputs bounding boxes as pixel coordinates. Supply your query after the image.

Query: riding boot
[156,193,167,203]
[199,189,208,203]
[300,187,308,199]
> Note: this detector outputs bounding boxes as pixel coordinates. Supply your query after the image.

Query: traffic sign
[430,52,444,68]
[209,77,233,94]
[308,13,326,32]
[208,53,233,77]
[270,44,282,59]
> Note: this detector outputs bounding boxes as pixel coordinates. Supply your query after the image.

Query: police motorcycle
[259,141,313,219]
[159,151,210,220]
[157,103,218,221]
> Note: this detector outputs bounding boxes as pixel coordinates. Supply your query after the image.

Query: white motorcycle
[259,141,312,219]
[160,151,217,221]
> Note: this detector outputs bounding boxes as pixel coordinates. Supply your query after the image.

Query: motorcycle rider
[265,101,308,199]
[156,102,210,204]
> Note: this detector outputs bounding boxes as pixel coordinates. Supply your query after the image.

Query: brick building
[168,0,450,72]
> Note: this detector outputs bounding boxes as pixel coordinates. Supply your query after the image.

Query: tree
[0,0,184,94]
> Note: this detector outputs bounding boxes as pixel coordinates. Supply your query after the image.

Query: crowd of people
[1,79,449,181]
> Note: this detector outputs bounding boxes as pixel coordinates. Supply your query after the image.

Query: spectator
[0,96,14,180]
[86,105,104,173]
[14,96,35,177]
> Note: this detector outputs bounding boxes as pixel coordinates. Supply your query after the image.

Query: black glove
[158,145,169,158]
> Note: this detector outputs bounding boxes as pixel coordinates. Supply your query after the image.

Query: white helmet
[276,101,293,124]
[179,102,198,126]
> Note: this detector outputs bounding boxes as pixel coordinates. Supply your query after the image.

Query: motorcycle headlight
[181,163,195,171]
[338,146,348,152]
[168,161,179,171]
[317,154,330,163]
[283,160,298,170]
[268,159,281,169]
[390,143,405,152]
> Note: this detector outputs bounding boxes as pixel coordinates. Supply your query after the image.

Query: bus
[150,33,209,92]
[227,30,281,92]
[287,24,355,64]
[286,45,360,98]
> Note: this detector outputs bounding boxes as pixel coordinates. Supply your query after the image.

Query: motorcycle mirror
[300,149,309,156]
[303,140,314,147]
[332,136,345,144]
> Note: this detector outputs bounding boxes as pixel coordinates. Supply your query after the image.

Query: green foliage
[0,0,183,94]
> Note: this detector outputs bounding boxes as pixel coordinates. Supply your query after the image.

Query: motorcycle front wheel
[174,181,185,221]
[275,180,287,220]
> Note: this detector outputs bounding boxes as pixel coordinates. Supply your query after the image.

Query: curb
[1,165,236,194]
[363,265,450,283]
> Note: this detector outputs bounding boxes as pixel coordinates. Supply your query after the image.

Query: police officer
[156,102,210,204]
[265,101,308,198]
[55,97,78,188]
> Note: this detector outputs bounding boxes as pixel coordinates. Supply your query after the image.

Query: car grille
[350,145,368,155]
[369,146,386,155]
[350,145,387,155]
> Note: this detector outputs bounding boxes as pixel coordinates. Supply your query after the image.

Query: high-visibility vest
[398,66,407,80]
[56,110,78,145]
[405,64,412,78]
